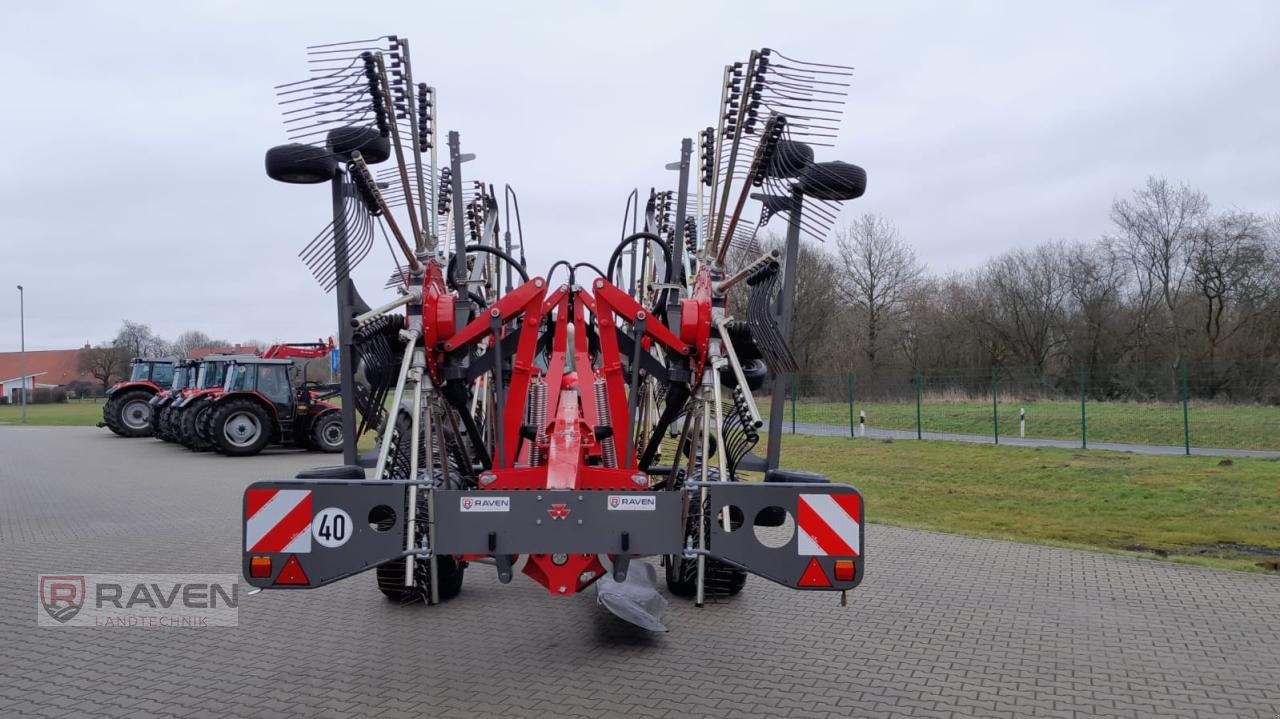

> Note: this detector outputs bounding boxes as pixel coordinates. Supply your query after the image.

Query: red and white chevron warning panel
[245,489,312,554]
[796,493,861,557]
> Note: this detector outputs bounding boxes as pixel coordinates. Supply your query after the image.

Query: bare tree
[78,344,129,393]
[978,243,1071,372]
[1190,210,1269,370]
[783,241,844,376]
[1063,241,1131,372]
[834,214,923,369]
[112,320,170,359]
[172,330,229,358]
[1110,176,1209,363]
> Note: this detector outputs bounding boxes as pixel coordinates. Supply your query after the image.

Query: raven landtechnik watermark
[38,574,238,627]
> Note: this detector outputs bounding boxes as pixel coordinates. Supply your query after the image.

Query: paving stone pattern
[1,427,1278,718]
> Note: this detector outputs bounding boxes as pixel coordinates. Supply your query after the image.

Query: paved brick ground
[1,426,1278,718]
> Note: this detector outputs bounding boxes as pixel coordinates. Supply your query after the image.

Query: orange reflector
[834,559,856,582]
[249,556,272,578]
[798,557,832,588]
[274,555,310,586]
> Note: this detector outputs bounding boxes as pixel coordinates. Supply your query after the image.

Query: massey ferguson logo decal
[547,503,571,520]
[460,496,510,512]
[40,575,85,623]
[606,495,656,511]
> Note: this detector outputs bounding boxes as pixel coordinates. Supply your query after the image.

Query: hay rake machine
[245,38,868,630]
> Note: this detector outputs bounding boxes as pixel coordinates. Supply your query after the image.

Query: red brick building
[0,345,99,400]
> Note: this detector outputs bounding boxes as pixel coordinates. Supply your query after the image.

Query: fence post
[991,367,999,445]
[790,374,797,435]
[846,372,855,438]
[1079,365,1087,449]
[914,368,922,440]
[1181,362,1190,456]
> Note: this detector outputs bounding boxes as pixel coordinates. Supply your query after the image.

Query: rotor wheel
[105,390,155,438]
[310,412,344,453]
[664,467,748,599]
[211,399,273,457]
[375,409,465,603]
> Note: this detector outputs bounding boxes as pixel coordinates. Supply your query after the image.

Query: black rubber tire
[665,468,748,599]
[718,358,768,392]
[377,555,465,603]
[99,391,123,429]
[179,400,215,451]
[722,321,763,362]
[171,406,190,446]
[375,410,465,603]
[149,401,165,438]
[158,406,177,442]
[265,143,339,184]
[211,398,273,457]
[295,465,364,480]
[765,140,814,178]
[195,400,223,451]
[105,390,155,438]
[795,161,867,201]
[327,126,390,164]
[311,412,344,453]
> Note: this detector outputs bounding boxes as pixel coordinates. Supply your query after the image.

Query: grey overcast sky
[3,1,1278,351]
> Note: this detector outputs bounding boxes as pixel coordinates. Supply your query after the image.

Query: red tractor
[148,359,198,441]
[200,342,339,457]
[171,354,254,450]
[98,358,176,437]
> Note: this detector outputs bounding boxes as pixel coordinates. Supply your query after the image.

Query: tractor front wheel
[179,401,215,451]
[157,406,177,442]
[310,412,344,453]
[104,390,155,438]
[211,399,273,457]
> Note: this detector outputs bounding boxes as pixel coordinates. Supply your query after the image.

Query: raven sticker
[607,495,656,511]
[460,496,511,512]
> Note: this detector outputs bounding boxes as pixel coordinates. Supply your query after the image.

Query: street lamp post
[17,285,27,424]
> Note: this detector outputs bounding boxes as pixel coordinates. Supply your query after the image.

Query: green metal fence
[758,362,1280,453]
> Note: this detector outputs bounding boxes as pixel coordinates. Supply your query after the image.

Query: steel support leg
[765,190,803,471]
[332,174,360,467]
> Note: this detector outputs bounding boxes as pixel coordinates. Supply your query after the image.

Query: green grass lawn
[0,400,104,426]
[776,435,1280,573]
[10,401,1278,572]
[758,397,1280,451]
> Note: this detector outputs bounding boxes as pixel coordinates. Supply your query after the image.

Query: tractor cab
[127,358,176,386]
[156,359,197,398]
[209,357,342,456]
[148,359,199,437]
[224,359,296,419]
[172,360,196,390]
[193,355,243,391]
